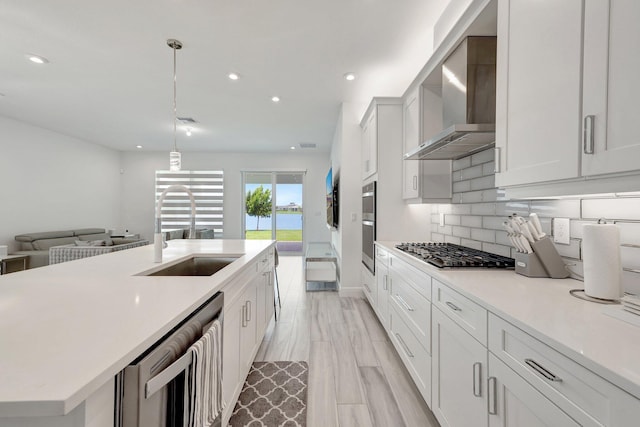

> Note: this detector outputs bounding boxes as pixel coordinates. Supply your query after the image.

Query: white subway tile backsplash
[530,199,581,218]
[460,239,483,250]
[569,220,597,239]
[495,201,530,216]
[481,189,498,202]
[482,242,511,257]
[621,246,640,271]
[471,228,495,243]
[453,180,471,193]
[616,222,640,246]
[432,233,445,243]
[436,225,453,235]
[453,170,463,182]
[554,239,581,259]
[444,235,461,245]
[482,161,496,176]
[460,164,483,180]
[431,214,440,224]
[471,148,495,165]
[452,226,471,238]
[495,230,512,246]
[459,190,484,203]
[471,175,495,191]
[437,204,452,214]
[471,203,496,216]
[451,204,472,215]
[453,156,471,171]
[445,215,461,226]
[461,215,482,228]
[583,198,640,221]
[482,216,506,230]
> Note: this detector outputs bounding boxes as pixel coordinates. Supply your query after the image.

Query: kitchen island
[0,239,275,426]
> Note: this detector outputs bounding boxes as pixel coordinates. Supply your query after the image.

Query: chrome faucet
[154,184,197,262]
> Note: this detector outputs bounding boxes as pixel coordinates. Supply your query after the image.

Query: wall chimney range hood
[405,36,497,161]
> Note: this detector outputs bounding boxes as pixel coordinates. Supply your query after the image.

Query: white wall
[0,117,121,251]
[331,103,365,290]
[120,150,331,244]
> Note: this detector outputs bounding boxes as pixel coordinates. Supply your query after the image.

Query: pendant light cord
[172,42,177,153]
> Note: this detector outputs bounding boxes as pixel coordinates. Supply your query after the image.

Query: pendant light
[167,38,183,171]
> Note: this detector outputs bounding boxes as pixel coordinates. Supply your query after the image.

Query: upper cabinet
[361,109,378,180]
[495,0,640,194]
[582,0,640,176]
[402,85,453,202]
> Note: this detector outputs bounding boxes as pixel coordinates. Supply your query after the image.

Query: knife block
[515,252,549,278]
[530,237,570,279]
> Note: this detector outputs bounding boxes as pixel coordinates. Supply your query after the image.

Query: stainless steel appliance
[395,242,514,269]
[116,292,224,427]
[362,182,376,274]
[404,36,497,160]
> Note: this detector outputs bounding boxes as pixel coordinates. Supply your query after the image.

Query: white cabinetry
[402,85,452,203]
[361,109,377,180]
[361,263,376,308]
[375,246,390,328]
[496,0,640,193]
[494,0,582,187]
[432,290,488,427]
[582,0,640,176]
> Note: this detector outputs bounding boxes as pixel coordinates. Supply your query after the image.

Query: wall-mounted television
[326,168,339,229]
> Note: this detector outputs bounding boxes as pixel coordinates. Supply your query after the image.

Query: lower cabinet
[488,353,579,427]
[361,263,376,307]
[432,306,488,427]
[375,253,390,328]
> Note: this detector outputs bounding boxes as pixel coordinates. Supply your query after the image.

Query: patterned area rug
[229,361,308,426]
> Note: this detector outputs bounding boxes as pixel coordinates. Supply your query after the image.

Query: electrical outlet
[553,218,571,245]
[439,212,445,227]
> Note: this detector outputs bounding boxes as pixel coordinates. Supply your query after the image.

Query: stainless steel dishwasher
[116,292,224,427]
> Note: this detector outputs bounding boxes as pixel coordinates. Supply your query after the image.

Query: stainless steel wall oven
[362,182,376,274]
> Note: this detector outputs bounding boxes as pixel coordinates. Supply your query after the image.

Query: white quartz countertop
[377,241,640,401]
[0,239,274,418]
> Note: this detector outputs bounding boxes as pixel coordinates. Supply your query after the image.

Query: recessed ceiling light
[271,96,280,103]
[228,73,239,80]
[344,72,356,81]
[290,146,296,150]
[27,54,49,64]
[136,145,143,149]
[185,127,192,136]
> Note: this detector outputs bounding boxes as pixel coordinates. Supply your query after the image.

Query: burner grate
[395,242,515,269]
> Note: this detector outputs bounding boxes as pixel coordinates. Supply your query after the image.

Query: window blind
[155,170,224,237]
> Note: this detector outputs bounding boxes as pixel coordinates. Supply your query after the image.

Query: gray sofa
[14,228,147,268]
[164,228,215,241]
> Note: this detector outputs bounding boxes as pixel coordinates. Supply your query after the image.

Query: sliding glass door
[243,172,304,255]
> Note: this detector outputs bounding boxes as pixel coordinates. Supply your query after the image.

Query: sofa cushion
[74,240,92,247]
[32,236,77,250]
[112,238,140,245]
[15,230,74,243]
[77,233,113,246]
[73,228,106,236]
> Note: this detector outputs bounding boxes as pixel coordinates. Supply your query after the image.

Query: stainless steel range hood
[405,36,497,161]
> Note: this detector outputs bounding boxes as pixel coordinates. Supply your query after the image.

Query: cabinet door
[264,270,275,326]
[256,271,267,337]
[488,353,579,427]
[223,297,243,407]
[375,263,389,327]
[582,0,640,176]
[403,89,421,199]
[432,307,488,427]
[362,110,377,180]
[239,283,257,375]
[495,0,582,187]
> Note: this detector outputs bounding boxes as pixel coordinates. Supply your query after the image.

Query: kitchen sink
[142,256,240,276]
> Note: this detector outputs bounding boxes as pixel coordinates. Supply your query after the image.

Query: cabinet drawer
[389,254,431,300]
[489,314,640,427]
[375,245,389,267]
[433,279,487,345]
[361,264,377,307]
[389,274,430,352]
[390,304,431,404]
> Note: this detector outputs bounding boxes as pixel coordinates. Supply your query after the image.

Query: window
[155,170,224,237]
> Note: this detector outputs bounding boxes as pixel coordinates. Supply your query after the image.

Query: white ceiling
[0,0,448,153]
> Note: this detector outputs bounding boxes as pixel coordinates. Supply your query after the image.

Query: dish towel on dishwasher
[187,318,224,427]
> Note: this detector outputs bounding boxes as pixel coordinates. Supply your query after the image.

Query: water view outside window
[243,172,304,254]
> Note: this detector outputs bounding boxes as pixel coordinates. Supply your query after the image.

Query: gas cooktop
[395,242,515,269]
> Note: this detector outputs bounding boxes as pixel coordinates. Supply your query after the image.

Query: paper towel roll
[582,224,622,300]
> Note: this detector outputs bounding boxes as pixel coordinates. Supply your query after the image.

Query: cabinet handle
[246,300,251,322]
[583,115,595,154]
[395,294,415,312]
[445,301,462,312]
[241,304,247,328]
[473,362,482,397]
[383,275,388,291]
[413,175,418,190]
[493,147,501,173]
[525,358,562,382]
[488,376,497,415]
[395,333,414,358]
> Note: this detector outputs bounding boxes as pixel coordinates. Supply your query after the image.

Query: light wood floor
[254,256,440,427]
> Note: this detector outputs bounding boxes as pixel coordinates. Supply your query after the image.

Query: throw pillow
[74,240,92,247]
[89,240,106,246]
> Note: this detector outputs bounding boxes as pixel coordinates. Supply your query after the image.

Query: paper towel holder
[569,289,620,304]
